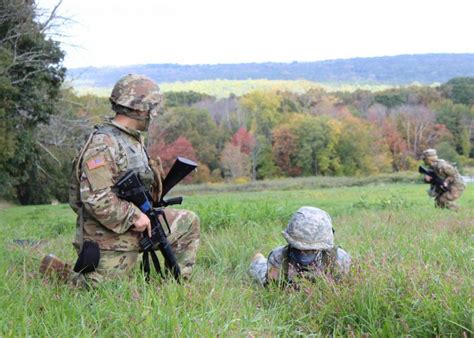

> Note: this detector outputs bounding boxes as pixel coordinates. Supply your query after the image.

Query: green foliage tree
[240,91,283,138]
[253,135,281,180]
[436,141,462,172]
[0,0,65,203]
[432,99,474,156]
[292,115,340,176]
[374,89,406,108]
[164,91,211,108]
[337,115,390,176]
[441,77,474,105]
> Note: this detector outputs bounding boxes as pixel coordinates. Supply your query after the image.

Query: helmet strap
[121,111,149,121]
[112,102,149,121]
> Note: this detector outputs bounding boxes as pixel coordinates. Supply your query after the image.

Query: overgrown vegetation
[0,0,65,203]
[5,75,474,204]
[0,182,472,336]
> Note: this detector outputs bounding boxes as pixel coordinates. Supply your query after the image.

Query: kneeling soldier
[40,74,200,287]
[421,148,466,210]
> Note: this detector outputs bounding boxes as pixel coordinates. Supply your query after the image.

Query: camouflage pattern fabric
[110,74,162,115]
[249,245,351,286]
[72,250,140,287]
[78,208,200,285]
[428,159,466,210]
[68,117,200,285]
[283,206,334,250]
[70,120,151,251]
[422,148,437,160]
[41,206,200,287]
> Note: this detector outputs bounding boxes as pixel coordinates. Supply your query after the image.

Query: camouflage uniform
[249,207,351,286]
[67,75,200,286]
[422,149,466,210]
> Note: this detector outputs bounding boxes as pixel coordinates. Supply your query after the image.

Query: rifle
[114,157,198,281]
[418,166,447,192]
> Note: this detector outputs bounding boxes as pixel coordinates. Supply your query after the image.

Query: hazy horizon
[66,52,474,70]
[37,0,474,69]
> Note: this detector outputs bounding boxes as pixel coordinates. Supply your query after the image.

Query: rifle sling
[142,249,164,281]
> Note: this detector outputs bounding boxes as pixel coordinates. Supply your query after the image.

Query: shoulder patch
[87,157,106,170]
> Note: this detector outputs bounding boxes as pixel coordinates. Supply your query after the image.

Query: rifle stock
[160,157,198,201]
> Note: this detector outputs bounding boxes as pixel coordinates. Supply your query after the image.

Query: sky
[36,0,474,69]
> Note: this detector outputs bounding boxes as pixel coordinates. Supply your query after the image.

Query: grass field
[74,79,394,98]
[0,182,472,336]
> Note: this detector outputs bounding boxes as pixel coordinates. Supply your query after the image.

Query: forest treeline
[23,76,474,205]
[1,1,474,205]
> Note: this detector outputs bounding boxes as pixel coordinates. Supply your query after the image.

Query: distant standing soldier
[41,74,200,287]
[421,148,466,210]
[249,206,351,287]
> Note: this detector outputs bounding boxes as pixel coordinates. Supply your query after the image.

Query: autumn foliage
[142,82,473,183]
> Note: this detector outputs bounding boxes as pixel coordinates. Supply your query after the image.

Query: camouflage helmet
[422,148,438,160]
[282,206,334,250]
[109,74,162,114]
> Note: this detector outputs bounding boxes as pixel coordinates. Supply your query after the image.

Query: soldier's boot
[446,202,460,211]
[251,252,266,264]
[39,254,72,281]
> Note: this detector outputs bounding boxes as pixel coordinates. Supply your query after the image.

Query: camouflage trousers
[75,208,200,287]
[249,253,268,286]
[435,186,465,210]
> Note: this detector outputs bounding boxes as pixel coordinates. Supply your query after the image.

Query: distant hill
[67,53,474,89]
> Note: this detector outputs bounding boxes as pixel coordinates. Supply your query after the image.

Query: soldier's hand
[133,212,152,237]
[424,175,432,182]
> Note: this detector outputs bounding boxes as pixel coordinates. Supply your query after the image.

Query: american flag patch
[86,157,105,170]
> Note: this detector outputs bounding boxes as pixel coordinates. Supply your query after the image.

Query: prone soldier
[249,206,351,287]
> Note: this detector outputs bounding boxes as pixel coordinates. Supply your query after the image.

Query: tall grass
[74,79,394,99]
[0,182,472,336]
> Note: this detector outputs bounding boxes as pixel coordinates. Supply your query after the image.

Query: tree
[149,107,220,170]
[0,0,66,203]
[441,77,474,105]
[337,115,391,175]
[348,89,374,117]
[432,99,474,156]
[230,127,255,155]
[393,105,452,158]
[148,136,197,175]
[272,126,300,176]
[220,143,251,180]
[292,115,341,176]
[192,95,239,133]
[380,119,410,171]
[253,135,281,180]
[164,91,210,108]
[374,90,406,108]
[240,91,283,138]
[366,105,410,171]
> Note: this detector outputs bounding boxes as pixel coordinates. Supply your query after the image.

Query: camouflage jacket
[250,245,351,286]
[429,159,466,192]
[69,120,164,251]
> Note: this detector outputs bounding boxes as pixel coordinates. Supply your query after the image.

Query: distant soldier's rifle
[418,165,448,192]
[114,157,197,281]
